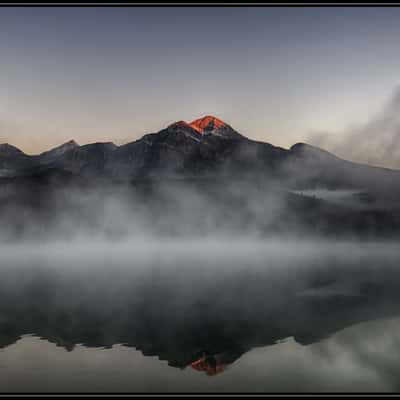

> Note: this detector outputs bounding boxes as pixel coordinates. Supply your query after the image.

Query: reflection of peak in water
[191,355,225,376]
[189,347,249,376]
[1,255,400,371]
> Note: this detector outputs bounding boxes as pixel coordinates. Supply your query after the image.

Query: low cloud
[309,87,400,170]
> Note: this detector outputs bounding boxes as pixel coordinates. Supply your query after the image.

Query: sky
[1,6,400,156]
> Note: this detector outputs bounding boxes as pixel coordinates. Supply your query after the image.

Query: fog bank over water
[1,235,400,392]
[1,238,400,270]
[1,177,399,243]
[0,245,400,393]
[1,165,399,393]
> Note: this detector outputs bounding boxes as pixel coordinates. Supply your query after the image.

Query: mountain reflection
[1,245,400,376]
[191,354,226,376]
[0,247,400,376]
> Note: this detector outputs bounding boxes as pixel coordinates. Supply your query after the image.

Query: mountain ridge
[1,116,399,191]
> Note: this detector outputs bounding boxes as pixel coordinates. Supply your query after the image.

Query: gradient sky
[1,6,400,154]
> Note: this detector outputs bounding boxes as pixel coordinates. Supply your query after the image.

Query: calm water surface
[1,239,400,393]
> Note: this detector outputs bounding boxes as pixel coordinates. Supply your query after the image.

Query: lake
[1,238,400,393]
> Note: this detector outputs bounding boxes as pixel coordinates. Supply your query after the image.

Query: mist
[1,120,400,393]
[1,174,400,392]
[1,231,400,392]
[0,178,294,243]
[309,86,400,170]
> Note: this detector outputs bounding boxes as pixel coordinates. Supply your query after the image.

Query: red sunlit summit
[166,115,243,140]
[189,115,231,134]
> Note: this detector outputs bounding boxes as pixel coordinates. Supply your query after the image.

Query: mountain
[0,143,33,177]
[189,115,245,139]
[0,116,399,240]
[50,142,118,176]
[1,115,400,193]
[104,116,285,180]
[0,143,25,157]
[0,115,291,181]
[35,140,79,165]
[286,142,400,191]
